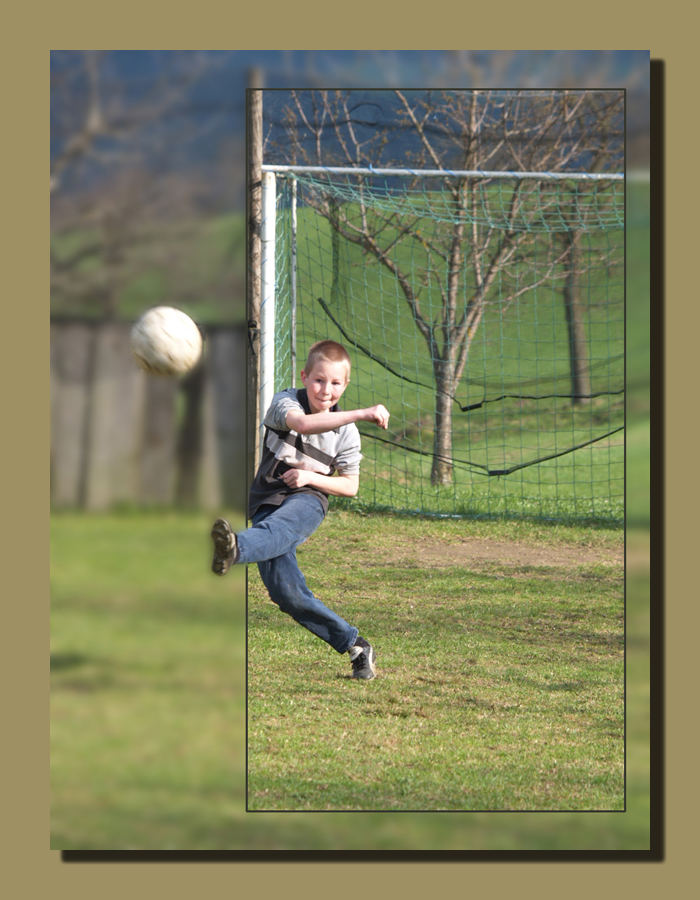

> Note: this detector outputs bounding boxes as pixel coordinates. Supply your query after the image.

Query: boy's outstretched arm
[286,404,390,435]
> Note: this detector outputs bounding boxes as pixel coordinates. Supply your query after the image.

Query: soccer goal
[260,164,624,524]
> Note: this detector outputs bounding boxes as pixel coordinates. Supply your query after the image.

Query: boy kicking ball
[211,340,390,680]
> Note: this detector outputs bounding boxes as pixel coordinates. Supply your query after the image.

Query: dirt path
[376,536,623,571]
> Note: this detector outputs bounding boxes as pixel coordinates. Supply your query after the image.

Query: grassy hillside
[271,179,645,523]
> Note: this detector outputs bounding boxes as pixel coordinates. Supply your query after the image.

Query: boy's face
[300,359,349,414]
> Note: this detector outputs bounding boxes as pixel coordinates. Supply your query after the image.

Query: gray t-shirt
[248,388,362,518]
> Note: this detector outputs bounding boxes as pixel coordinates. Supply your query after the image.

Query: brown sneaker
[211,517,238,575]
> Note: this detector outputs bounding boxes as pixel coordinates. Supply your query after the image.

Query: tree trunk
[431,364,455,485]
[175,365,204,506]
[563,230,591,405]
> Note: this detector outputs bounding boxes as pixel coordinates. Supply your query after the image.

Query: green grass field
[50,507,651,849]
[50,510,248,850]
[248,511,624,812]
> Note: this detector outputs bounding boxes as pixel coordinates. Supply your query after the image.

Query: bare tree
[273,89,623,484]
[51,51,243,321]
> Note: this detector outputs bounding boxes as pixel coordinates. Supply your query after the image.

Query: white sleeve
[333,425,362,475]
[264,391,303,431]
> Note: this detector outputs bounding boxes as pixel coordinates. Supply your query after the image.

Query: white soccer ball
[131,306,203,376]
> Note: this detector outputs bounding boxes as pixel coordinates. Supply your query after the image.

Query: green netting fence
[270,169,624,524]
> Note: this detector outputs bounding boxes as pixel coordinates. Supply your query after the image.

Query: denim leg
[240,495,358,654]
[236,494,326,564]
[256,551,358,653]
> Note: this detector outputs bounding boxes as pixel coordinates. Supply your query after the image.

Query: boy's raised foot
[349,636,376,680]
[211,517,238,575]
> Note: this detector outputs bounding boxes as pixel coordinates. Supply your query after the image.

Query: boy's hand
[279,467,359,498]
[280,468,314,489]
[365,404,390,430]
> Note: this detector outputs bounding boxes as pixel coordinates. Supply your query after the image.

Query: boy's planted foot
[211,517,238,575]
[349,636,376,680]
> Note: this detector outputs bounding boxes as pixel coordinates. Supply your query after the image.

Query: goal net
[266,167,624,523]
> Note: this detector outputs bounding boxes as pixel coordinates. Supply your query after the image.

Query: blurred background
[50,50,651,851]
[50,50,649,515]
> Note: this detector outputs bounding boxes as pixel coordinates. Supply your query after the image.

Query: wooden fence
[50,319,247,511]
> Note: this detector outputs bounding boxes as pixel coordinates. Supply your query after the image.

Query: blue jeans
[237,493,358,654]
